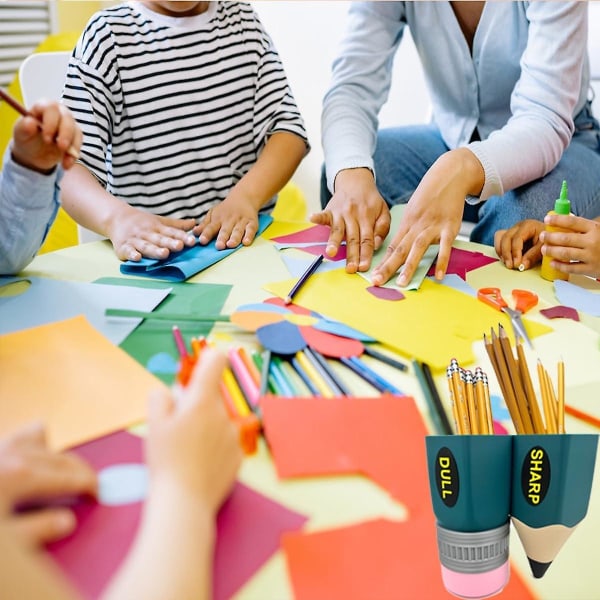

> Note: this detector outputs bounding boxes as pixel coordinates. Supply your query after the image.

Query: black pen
[284,254,324,304]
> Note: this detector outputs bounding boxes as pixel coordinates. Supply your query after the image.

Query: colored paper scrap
[270,224,332,245]
[366,285,404,301]
[282,515,535,600]
[120,214,272,282]
[0,276,170,345]
[262,395,429,512]
[0,316,161,451]
[427,246,498,280]
[96,278,232,385]
[280,253,343,278]
[540,305,580,321]
[554,279,600,317]
[48,430,307,600]
[264,270,552,371]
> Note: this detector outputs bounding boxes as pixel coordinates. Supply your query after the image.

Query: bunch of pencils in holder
[483,324,565,435]
[446,358,494,434]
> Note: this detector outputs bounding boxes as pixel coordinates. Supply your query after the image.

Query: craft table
[13,228,600,600]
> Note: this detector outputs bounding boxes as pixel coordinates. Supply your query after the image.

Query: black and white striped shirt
[63,1,308,220]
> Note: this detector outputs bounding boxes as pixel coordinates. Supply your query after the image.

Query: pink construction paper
[47,431,306,600]
[540,305,580,321]
[366,285,405,301]
[262,395,430,513]
[427,247,497,280]
[271,225,331,244]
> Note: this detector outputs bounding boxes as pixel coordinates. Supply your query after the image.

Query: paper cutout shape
[0,276,170,345]
[540,305,580,321]
[262,395,429,511]
[554,280,600,317]
[48,430,307,600]
[96,278,232,385]
[427,247,498,280]
[298,325,364,359]
[264,271,553,371]
[282,514,534,600]
[120,214,273,281]
[366,285,405,301]
[0,316,162,451]
[280,253,343,278]
[434,273,477,297]
[270,224,333,245]
[257,320,307,355]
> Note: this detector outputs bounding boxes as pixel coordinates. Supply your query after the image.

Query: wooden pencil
[557,359,565,433]
[449,359,470,434]
[515,340,545,434]
[537,360,553,434]
[544,367,559,434]
[482,371,494,434]
[463,369,479,434]
[473,367,489,434]
[0,87,80,160]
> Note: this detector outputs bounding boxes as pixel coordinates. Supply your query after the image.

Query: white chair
[19,51,104,244]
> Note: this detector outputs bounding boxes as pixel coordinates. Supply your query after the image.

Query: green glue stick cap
[554,180,570,214]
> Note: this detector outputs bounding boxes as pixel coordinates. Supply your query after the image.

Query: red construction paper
[299,325,364,359]
[47,431,306,600]
[427,247,498,280]
[540,305,580,321]
[271,225,331,244]
[283,515,535,600]
[299,243,346,262]
[367,285,405,301]
[262,395,430,512]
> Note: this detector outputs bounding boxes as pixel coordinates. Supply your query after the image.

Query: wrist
[451,148,484,197]
[10,150,56,176]
[333,167,375,193]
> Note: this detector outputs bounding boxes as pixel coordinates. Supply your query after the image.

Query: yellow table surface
[19,234,600,600]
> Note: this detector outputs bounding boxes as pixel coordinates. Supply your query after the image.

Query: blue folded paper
[120,214,273,282]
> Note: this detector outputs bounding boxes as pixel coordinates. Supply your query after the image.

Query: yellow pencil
[557,359,565,434]
[294,351,334,397]
[222,366,251,417]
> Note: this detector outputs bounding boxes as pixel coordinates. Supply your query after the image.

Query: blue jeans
[321,102,600,245]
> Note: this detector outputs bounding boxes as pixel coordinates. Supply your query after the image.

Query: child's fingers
[179,349,227,412]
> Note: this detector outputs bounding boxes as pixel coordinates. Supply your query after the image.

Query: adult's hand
[310,168,391,273]
[371,148,484,286]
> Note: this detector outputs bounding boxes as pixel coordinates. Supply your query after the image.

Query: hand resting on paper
[0,422,97,547]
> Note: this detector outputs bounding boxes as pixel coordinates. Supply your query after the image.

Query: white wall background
[252,1,430,213]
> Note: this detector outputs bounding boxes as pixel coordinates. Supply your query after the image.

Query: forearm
[0,152,59,274]
[60,164,131,238]
[230,132,307,211]
[101,483,215,600]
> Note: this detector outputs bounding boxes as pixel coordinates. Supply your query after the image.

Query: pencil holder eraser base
[437,522,510,599]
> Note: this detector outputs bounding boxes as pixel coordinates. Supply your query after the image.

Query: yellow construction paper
[0,315,165,451]
[264,270,552,371]
[262,220,312,240]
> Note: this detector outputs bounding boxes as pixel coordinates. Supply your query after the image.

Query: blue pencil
[351,356,404,395]
[284,254,324,304]
[304,347,351,396]
[290,356,320,396]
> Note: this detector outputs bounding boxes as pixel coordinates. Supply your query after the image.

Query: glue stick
[540,180,571,282]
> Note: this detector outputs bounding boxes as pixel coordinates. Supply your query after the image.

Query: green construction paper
[95,277,232,384]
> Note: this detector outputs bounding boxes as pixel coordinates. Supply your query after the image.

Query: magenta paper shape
[47,431,306,600]
[271,225,331,244]
[540,305,580,321]
[427,247,497,280]
[366,286,405,301]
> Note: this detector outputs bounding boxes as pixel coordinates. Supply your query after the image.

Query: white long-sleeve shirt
[322,1,589,200]
[0,149,60,275]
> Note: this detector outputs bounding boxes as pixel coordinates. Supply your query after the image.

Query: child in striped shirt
[61,1,308,262]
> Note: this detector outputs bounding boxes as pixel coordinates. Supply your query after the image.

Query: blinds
[0,1,56,87]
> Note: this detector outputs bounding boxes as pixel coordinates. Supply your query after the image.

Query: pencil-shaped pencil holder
[426,435,513,599]
[510,434,598,579]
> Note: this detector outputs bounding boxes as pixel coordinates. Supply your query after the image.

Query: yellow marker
[294,351,335,397]
[222,367,250,417]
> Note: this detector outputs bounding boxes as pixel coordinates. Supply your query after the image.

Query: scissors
[477,287,538,349]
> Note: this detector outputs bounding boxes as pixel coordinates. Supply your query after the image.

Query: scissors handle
[477,287,507,311]
[512,289,538,314]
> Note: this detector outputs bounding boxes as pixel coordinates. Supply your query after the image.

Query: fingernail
[55,511,76,534]
[326,244,337,257]
[435,269,444,280]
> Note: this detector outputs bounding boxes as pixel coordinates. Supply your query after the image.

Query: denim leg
[319,124,449,209]
[471,132,600,245]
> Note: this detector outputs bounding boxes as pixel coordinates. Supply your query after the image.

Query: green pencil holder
[510,433,598,578]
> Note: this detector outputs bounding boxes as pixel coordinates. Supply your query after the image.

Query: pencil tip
[284,296,292,305]
[528,557,552,579]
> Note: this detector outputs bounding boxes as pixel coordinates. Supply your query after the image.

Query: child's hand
[108,205,197,261]
[146,349,241,515]
[540,214,600,279]
[494,219,544,270]
[11,100,82,174]
[194,196,259,250]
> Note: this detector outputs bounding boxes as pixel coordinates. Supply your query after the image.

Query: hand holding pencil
[1,89,81,173]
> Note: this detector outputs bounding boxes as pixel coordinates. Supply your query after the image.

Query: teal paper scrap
[120,214,273,282]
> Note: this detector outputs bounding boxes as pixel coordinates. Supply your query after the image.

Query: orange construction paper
[0,315,165,451]
[282,515,535,600]
[261,395,430,512]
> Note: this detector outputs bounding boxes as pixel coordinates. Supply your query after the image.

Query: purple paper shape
[540,305,580,321]
[427,247,497,280]
[366,286,405,301]
[47,431,306,600]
